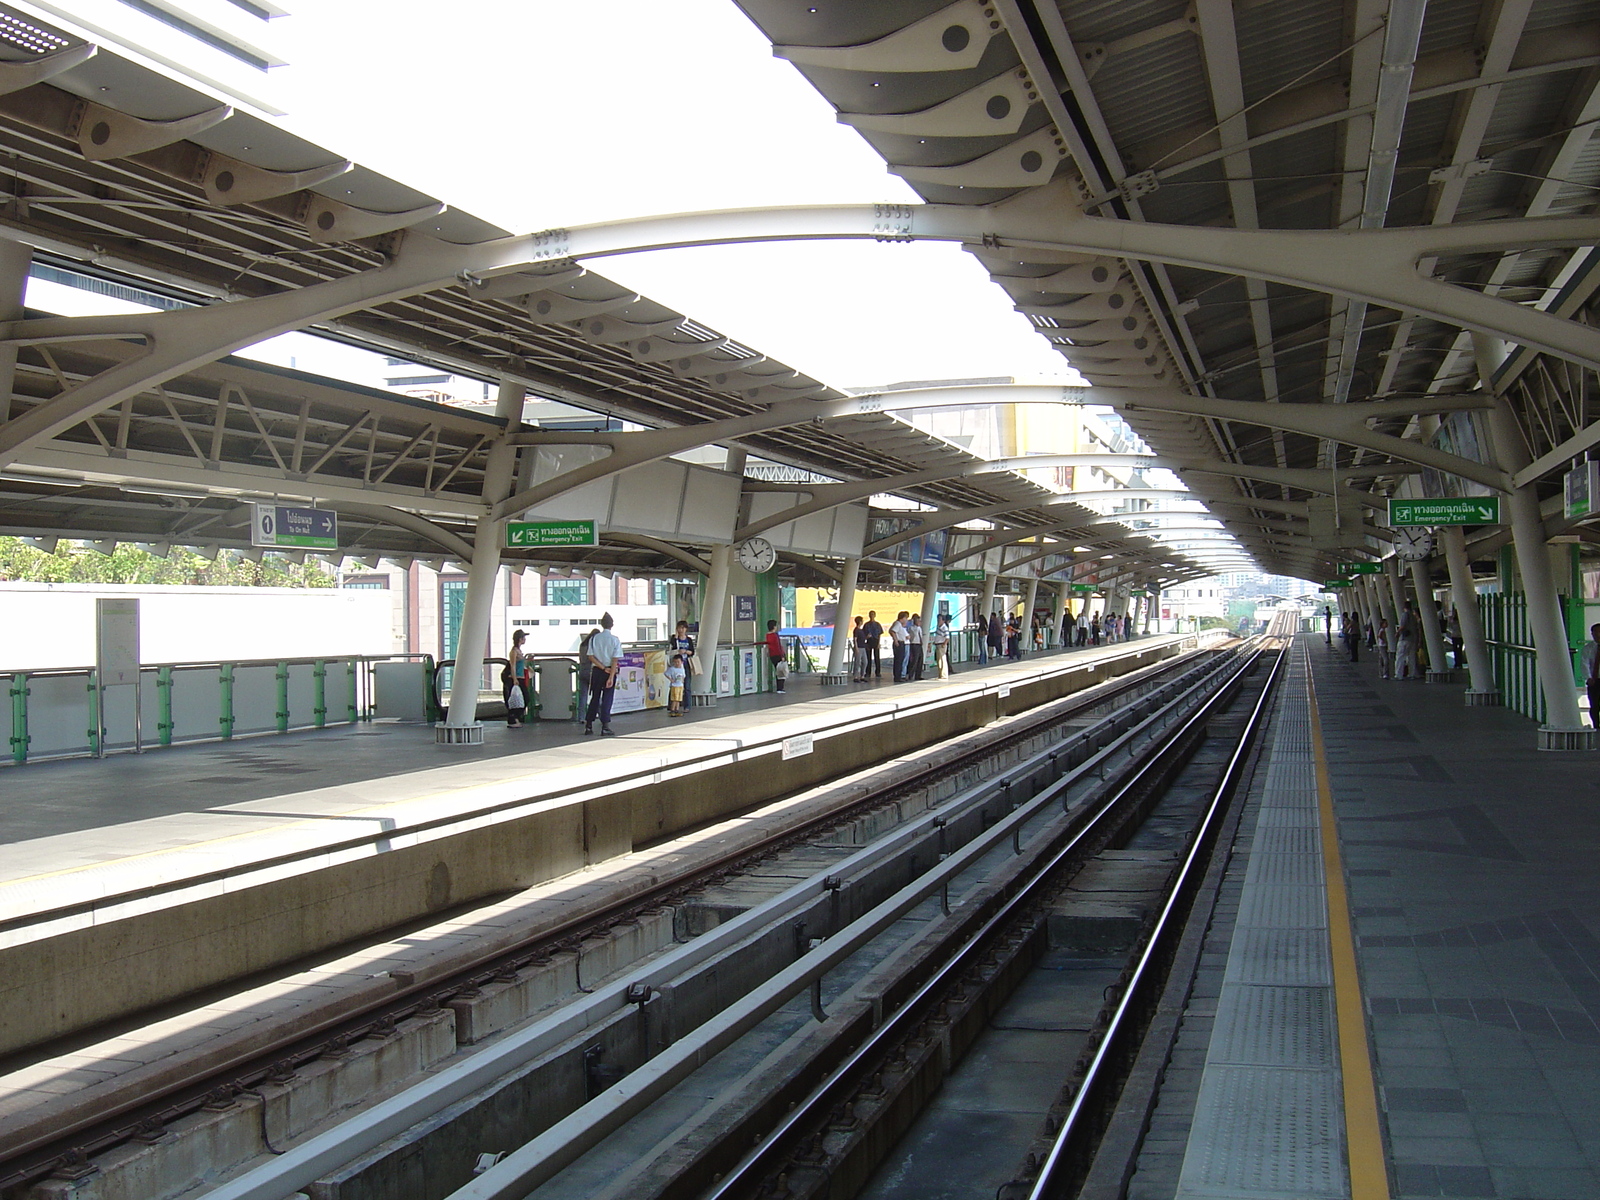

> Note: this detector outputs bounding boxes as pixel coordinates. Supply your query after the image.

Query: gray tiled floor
[1310,636,1600,1200]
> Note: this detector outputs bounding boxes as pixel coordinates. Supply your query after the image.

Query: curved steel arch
[5,194,1594,475]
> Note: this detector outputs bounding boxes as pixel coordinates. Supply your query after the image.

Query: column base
[1425,669,1454,683]
[1537,725,1597,752]
[691,693,717,708]
[818,672,851,686]
[1463,689,1501,707]
[435,722,484,745]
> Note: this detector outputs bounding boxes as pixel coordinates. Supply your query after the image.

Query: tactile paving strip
[1178,1065,1345,1198]
[1176,652,1348,1200]
[1223,927,1334,988]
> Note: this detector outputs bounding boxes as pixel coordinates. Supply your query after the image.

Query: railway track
[442,620,1294,1200]
[1,639,1238,1199]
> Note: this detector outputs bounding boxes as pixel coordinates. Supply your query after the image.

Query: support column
[919,567,942,637]
[0,241,29,424]
[1475,335,1588,745]
[979,573,998,621]
[1371,568,1396,632]
[1144,586,1157,633]
[1021,577,1040,650]
[822,555,860,682]
[691,544,732,706]
[1412,558,1450,682]
[1441,525,1498,703]
[440,379,524,743]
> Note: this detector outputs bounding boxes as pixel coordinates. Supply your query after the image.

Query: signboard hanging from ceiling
[251,504,338,550]
[506,519,599,548]
[1387,497,1501,526]
[1565,462,1599,520]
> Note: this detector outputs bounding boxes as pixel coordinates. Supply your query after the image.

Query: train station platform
[1142,633,1600,1200]
[0,635,1193,1068]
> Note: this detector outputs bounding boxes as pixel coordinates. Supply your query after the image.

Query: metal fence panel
[25,674,94,759]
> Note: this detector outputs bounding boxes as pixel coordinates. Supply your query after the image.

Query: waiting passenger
[765,619,788,693]
[861,611,884,678]
[665,654,687,717]
[583,614,622,735]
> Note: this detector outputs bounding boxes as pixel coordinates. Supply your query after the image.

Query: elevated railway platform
[5,625,1596,1200]
[0,634,1205,1196]
[1132,634,1600,1200]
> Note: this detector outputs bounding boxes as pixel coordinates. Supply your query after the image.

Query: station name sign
[1387,496,1501,526]
[505,519,599,548]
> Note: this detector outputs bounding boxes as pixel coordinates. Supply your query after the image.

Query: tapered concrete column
[1371,569,1396,632]
[920,567,942,635]
[1475,334,1587,743]
[1021,577,1040,646]
[691,543,732,705]
[979,572,998,621]
[1411,558,1450,680]
[1144,587,1156,633]
[1441,525,1498,702]
[823,555,860,680]
[1385,555,1408,625]
[440,379,525,742]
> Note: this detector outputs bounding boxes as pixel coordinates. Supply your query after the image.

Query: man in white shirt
[584,612,623,736]
[1583,623,1600,729]
[889,611,909,682]
[906,613,925,681]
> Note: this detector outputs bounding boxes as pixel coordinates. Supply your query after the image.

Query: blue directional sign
[251,503,338,550]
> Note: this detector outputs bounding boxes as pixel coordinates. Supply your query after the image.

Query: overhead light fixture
[0,468,80,486]
[119,482,211,500]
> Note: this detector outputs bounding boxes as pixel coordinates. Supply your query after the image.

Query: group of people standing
[1325,601,1469,681]
[847,609,955,682]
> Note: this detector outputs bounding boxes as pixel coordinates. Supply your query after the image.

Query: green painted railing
[1477,592,1595,724]
[5,653,432,766]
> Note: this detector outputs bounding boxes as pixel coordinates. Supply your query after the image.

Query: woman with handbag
[670,620,698,695]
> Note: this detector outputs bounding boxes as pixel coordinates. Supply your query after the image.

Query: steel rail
[1024,629,1292,1198]
[0,640,1214,1189]
[683,641,1279,1200]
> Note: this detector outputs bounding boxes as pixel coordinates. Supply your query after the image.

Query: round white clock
[735,536,777,573]
[1394,526,1435,562]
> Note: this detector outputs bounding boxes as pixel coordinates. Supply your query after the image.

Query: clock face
[735,537,776,574]
[1395,526,1435,562]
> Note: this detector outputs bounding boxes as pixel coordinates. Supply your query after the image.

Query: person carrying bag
[765,620,789,693]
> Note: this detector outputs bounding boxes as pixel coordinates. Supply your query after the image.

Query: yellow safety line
[1306,654,1391,1200]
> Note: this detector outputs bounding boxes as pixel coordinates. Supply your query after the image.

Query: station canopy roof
[0,0,1337,582]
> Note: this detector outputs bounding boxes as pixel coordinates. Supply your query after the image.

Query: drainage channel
[229,638,1275,1200]
[2,642,1233,1200]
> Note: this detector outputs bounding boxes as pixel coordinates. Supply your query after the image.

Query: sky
[266,0,1082,392]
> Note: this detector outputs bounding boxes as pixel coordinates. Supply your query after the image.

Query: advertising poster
[611,650,668,713]
[715,648,736,696]
[739,646,759,695]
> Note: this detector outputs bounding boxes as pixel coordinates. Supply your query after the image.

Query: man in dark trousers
[1323,606,1333,644]
[583,612,622,736]
[861,610,884,678]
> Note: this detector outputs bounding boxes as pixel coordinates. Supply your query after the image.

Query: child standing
[665,654,687,716]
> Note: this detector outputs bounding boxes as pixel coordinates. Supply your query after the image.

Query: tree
[0,539,335,587]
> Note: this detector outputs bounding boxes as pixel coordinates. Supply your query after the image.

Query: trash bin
[535,658,581,721]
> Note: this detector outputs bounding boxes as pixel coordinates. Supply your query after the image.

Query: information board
[506,519,598,548]
[251,503,338,549]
